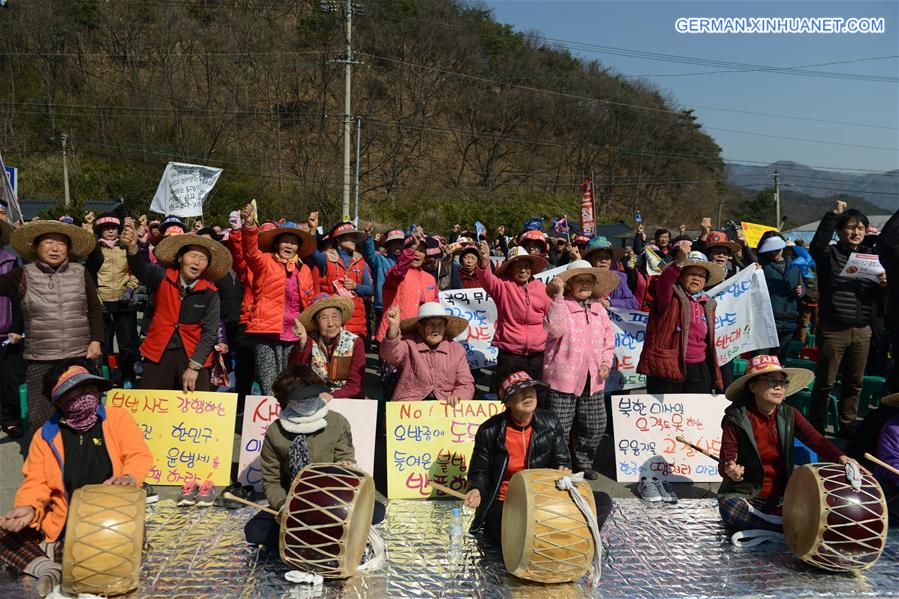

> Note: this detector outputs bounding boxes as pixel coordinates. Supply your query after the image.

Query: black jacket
[810,211,883,328]
[878,209,899,375]
[467,409,570,532]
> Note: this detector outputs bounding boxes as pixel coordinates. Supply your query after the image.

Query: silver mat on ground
[3,498,896,597]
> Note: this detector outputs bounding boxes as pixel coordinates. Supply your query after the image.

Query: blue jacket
[761,257,802,332]
[360,236,397,310]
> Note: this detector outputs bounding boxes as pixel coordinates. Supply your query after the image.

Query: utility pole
[353,117,362,225]
[61,133,71,207]
[321,0,364,222]
[773,170,780,229]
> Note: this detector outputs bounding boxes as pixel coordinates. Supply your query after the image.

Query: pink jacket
[379,335,474,402]
[476,265,549,355]
[543,296,615,395]
[375,247,438,341]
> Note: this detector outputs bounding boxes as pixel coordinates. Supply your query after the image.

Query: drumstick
[864,452,899,477]
[429,481,467,500]
[223,492,279,516]
[676,436,721,463]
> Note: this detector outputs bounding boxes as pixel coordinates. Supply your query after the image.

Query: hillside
[727,161,899,212]
[1,0,733,229]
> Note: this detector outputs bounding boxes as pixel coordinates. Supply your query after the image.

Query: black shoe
[582,469,600,481]
[1,424,23,439]
[215,482,243,508]
[143,483,159,504]
[239,484,257,503]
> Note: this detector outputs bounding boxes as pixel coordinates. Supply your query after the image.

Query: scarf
[280,401,329,480]
[99,238,118,249]
[310,329,357,388]
[60,390,100,433]
[274,253,300,273]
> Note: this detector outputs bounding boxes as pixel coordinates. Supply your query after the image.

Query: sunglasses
[757,377,789,389]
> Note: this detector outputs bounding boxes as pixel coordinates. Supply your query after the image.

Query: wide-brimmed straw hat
[582,236,626,263]
[666,250,726,287]
[329,221,367,246]
[154,233,233,280]
[704,231,741,254]
[881,393,899,408]
[725,355,814,402]
[296,293,355,333]
[495,246,549,277]
[258,221,315,257]
[400,302,468,339]
[552,259,621,299]
[10,221,96,261]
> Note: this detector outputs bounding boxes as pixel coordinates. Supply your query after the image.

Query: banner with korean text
[236,396,377,490]
[385,400,504,499]
[612,393,727,483]
[106,389,238,487]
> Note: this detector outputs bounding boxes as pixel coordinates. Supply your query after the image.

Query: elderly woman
[637,243,725,394]
[288,294,366,398]
[374,230,437,341]
[239,203,319,394]
[121,220,231,392]
[244,364,385,552]
[311,221,373,337]
[463,372,613,541]
[757,234,804,362]
[0,221,103,429]
[517,229,549,258]
[582,236,638,310]
[379,302,474,403]
[476,241,551,391]
[0,360,153,595]
[544,261,618,479]
[695,230,754,280]
[718,355,852,535]
[454,241,481,289]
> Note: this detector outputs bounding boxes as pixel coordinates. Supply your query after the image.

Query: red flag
[579,176,596,236]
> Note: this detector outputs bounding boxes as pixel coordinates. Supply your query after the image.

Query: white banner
[150,162,223,217]
[708,265,779,365]
[533,264,566,283]
[237,396,377,490]
[612,393,727,483]
[440,288,498,369]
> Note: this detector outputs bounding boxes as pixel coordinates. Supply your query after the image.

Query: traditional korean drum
[62,484,146,596]
[279,463,374,578]
[501,469,596,583]
[783,463,888,572]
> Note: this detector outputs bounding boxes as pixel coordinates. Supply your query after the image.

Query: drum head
[783,465,823,559]
[501,471,532,575]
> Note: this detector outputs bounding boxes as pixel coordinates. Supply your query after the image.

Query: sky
[483,1,899,174]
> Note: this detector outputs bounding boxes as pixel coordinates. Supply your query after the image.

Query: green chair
[786,339,803,360]
[786,388,813,418]
[857,375,886,419]
[19,383,27,422]
[826,395,841,436]
[732,358,748,377]
[805,333,816,348]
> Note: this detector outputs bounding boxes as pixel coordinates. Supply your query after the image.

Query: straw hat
[881,393,899,408]
[399,302,468,339]
[665,250,726,287]
[258,221,315,257]
[495,246,549,277]
[551,259,621,299]
[10,221,96,261]
[724,355,814,402]
[582,236,626,263]
[704,231,741,254]
[296,293,355,333]
[154,233,233,281]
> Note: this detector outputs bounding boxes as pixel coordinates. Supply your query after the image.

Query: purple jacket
[608,270,638,310]
[0,248,17,336]
[875,414,899,488]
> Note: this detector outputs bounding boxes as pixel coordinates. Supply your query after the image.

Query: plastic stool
[794,438,818,466]
[857,376,886,419]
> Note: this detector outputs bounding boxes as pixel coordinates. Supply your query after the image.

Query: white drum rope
[555,473,602,586]
[729,501,784,548]
[357,527,387,572]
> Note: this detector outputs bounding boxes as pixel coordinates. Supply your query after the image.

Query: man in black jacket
[878,208,899,393]
[463,371,613,540]
[809,200,887,436]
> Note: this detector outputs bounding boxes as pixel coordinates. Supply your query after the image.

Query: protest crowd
[0,194,897,595]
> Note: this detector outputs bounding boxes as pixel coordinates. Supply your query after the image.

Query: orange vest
[140,269,217,367]
[321,251,368,337]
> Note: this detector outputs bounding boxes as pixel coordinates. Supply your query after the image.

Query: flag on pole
[643,246,663,276]
[523,217,544,231]
[0,152,23,224]
[552,216,569,235]
[474,220,487,240]
[580,176,596,236]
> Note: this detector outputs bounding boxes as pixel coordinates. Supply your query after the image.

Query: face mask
[61,389,100,433]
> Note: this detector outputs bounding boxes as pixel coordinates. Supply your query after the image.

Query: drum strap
[730,529,784,548]
[358,528,387,573]
[844,460,863,491]
[555,474,602,587]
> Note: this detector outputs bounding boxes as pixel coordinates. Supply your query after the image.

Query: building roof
[19,199,119,221]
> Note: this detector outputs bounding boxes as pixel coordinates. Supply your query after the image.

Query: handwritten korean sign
[237,396,377,489]
[611,393,727,483]
[386,400,503,499]
[708,265,779,365]
[149,162,223,217]
[440,288,499,369]
[107,389,237,486]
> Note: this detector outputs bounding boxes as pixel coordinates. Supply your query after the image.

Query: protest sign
[150,162,223,217]
[532,264,566,283]
[708,265,779,365]
[107,389,237,486]
[0,152,22,224]
[236,396,377,489]
[606,308,648,391]
[440,288,498,369]
[839,252,885,283]
[386,400,504,499]
[489,255,505,269]
[740,221,779,248]
[611,393,727,483]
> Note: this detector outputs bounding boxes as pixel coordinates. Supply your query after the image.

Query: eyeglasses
[757,377,789,388]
